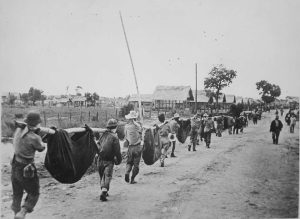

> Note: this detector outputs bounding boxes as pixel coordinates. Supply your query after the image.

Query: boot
[100,191,107,201]
[130,177,137,184]
[193,145,196,151]
[125,174,130,183]
[160,160,164,167]
[188,145,191,151]
[170,153,176,158]
[14,208,27,219]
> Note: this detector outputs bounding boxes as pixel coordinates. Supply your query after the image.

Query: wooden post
[115,109,118,118]
[105,110,108,121]
[43,111,46,126]
[96,112,99,121]
[80,111,82,123]
[88,111,91,121]
[69,112,71,123]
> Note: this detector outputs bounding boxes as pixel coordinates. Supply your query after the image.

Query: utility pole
[119,11,143,124]
[195,63,198,113]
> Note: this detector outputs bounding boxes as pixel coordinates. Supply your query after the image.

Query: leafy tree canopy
[256,80,281,104]
[204,64,237,105]
[28,87,43,105]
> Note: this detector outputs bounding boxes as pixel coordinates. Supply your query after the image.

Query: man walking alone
[270,115,283,144]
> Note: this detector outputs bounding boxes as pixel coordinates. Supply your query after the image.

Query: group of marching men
[10,109,250,218]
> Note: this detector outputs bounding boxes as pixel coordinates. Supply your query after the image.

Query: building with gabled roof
[152,85,193,110]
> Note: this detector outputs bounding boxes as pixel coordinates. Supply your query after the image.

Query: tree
[92,92,100,105]
[85,92,93,106]
[187,89,194,101]
[204,64,237,111]
[85,92,100,106]
[28,87,43,105]
[20,93,29,104]
[8,93,17,105]
[256,80,281,104]
[230,103,244,117]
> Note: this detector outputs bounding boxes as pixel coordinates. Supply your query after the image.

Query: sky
[0,0,300,99]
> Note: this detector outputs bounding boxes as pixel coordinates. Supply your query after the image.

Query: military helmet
[106,119,118,129]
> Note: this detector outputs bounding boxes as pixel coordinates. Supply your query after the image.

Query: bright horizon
[1,0,300,99]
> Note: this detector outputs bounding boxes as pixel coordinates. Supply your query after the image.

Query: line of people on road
[9,107,298,218]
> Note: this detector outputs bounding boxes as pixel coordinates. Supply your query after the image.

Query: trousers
[160,142,171,163]
[11,158,40,214]
[125,144,143,179]
[98,160,114,191]
[272,130,280,144]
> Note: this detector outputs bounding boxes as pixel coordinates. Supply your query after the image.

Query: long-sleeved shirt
[125,122,142,145]
[98,130,122,164]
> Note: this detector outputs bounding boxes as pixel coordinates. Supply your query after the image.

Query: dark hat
[24,111,42,127]
[106,119,118,128]
[158,113,165,123]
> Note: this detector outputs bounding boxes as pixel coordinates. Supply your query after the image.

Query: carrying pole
[119,11,143,124]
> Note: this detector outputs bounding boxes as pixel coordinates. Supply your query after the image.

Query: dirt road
[1,111,298,218]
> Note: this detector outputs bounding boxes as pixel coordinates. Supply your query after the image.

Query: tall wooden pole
[195,63,198,113]
[119,11,143,124]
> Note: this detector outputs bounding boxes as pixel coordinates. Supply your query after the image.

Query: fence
[41,108,121,128]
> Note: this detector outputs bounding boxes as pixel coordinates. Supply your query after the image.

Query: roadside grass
[1,105,124,138]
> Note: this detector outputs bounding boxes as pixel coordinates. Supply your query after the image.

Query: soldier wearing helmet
[97,118,122,201]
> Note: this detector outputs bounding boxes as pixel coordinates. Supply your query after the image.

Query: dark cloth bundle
[177,119,191,144]
[142,128,162,165]
[44,126,98,184]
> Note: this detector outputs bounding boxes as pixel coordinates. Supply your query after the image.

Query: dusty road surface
[1,111,298,218]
